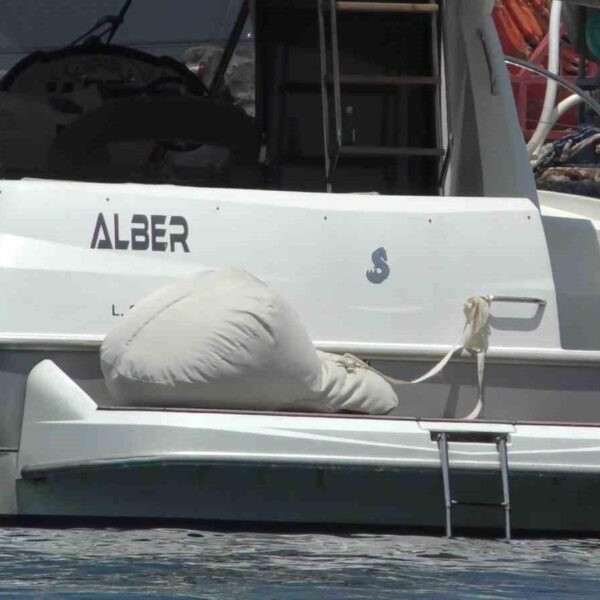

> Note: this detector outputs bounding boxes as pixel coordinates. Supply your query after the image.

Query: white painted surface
[539,189,600,226]
[444,3,537,203]
[17,362,600,486]
[538,189,600,350]
[0,180,559,354]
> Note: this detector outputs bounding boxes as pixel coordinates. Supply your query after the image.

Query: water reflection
[0,528,598,598]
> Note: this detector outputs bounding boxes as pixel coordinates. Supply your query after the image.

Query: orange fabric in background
[505,0,544,45]
[494,2,532,58]
[492,0,576,68]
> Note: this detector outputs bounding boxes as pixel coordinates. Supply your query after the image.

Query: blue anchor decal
[366,247,390,284]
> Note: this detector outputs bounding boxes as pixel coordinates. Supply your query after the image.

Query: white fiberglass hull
[8,361,600,535]
[0,181,597,533]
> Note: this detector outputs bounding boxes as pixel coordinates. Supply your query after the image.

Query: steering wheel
[0,44,209,97]
[47,95,258,183]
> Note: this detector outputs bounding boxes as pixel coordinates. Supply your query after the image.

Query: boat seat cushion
[100,268,397,414]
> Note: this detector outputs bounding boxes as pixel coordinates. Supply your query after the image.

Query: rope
[534,126,600,175]
[336,296,491,420]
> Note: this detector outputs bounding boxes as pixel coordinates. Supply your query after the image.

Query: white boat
[1,0,600,537]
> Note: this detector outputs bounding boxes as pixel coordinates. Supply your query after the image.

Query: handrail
[504,56,600,121]
[489,295,547,308]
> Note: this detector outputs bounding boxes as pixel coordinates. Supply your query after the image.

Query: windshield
[0,0,244,74]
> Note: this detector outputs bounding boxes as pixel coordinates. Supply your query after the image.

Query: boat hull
[9,360,600,535]
[14,460,600,535]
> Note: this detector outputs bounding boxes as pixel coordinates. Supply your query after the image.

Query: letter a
[90,213,113,249]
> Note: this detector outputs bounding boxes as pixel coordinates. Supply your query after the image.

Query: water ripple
[0,528,598,598]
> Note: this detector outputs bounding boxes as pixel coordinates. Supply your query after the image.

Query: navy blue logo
[366,247,389,284]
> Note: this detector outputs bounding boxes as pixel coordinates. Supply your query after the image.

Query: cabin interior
[0,0,445,195]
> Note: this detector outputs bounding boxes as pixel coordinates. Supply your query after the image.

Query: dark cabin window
[0,0,442,196]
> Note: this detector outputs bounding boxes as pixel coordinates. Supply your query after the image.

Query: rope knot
[462,295,491,355]
[338,354,369,373]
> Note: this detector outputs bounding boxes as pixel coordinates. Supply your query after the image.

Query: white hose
[527,0,563,158]
[552,93,584,122]
[532,93,584,155]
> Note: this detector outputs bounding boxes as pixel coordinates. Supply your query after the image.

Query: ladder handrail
[497,436,512,541]
[317,0,333,192]
[329,0,343,152]
[437,433,453,538]
[437,432,512,540]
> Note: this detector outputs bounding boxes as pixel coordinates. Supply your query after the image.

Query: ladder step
[283,76,438,93]
[452,501,506,508]
[339,74,439,86]
[340,145,444,158]
[336,2,439,13]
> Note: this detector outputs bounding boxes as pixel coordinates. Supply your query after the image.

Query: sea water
[0,527,598,599]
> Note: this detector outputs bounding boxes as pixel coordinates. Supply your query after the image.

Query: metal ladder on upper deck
[316,0,446,192]
[436,432,512,540]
